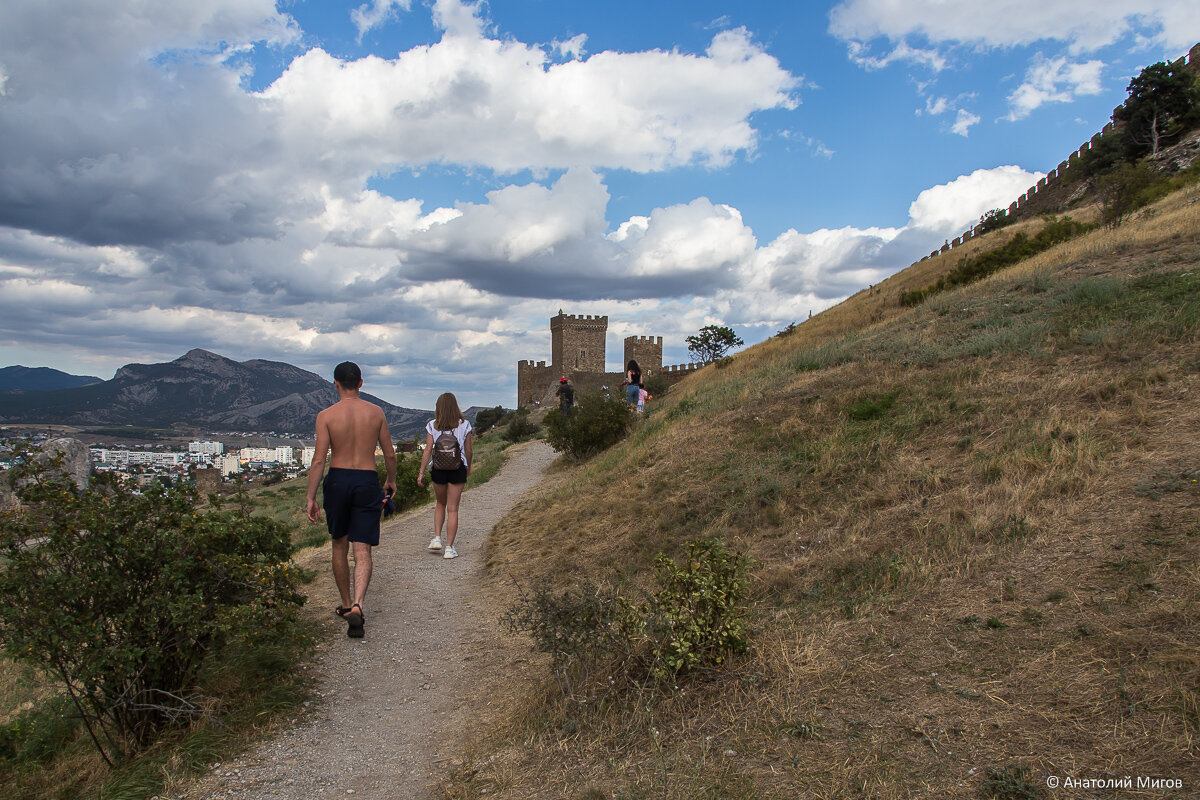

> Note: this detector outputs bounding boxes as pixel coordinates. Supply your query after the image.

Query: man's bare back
[320,398,390,471]
[306,380,397,524]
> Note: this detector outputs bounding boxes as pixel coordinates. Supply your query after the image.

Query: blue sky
[0,0,1196,410]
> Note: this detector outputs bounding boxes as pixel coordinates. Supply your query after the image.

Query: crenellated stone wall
[517,359,555,408]
[913,41,1200,266]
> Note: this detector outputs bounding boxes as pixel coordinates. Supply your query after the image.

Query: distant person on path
[417,392,473,560]
[556,376,575,419]
[623,359,642,406]
[306,361,397,638]
[637,386,648,414]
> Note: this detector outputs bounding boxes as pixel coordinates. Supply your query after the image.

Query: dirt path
[179,440,558,800]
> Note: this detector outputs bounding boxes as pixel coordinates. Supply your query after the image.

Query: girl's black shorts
[430,465,468,485]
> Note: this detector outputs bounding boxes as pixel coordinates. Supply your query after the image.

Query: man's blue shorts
[323,468,383,546]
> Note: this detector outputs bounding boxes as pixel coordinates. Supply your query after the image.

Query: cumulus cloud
[698,164,1046,334]
[1006,55,1105,120]
[259,23,797,174]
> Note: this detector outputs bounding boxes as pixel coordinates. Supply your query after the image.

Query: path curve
[179,440,558,800]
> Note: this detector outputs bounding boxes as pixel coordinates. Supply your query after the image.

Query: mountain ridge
[0,365,103,393]
[0,349,430,438]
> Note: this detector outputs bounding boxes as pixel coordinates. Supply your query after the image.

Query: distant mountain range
[0,365,103,392]
[0,349,432,438]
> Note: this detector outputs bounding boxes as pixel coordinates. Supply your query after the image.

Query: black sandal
[345,603,365,638]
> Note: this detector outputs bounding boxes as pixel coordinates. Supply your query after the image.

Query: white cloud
[554,34,588,61]
[829,0,1197,53]
[1006,55,1105,120]
[259,21,797,174]
[846,39,946,71]
[924,96,950,115]
[352,0,412,39]
[951,109,981,136]
[620,200,757,279]
[908,166,1041,230]
[414,168,610,264]
[431,0,488,39]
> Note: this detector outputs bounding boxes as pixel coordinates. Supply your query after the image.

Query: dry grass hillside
[446,186,1200,800]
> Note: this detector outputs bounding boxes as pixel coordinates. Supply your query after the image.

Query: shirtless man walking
[306,362,397,638]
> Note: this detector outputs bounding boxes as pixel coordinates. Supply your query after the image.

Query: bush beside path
[177,440,558,800]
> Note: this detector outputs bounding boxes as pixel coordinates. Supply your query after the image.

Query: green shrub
[977,208,1014,234]
[501,582,631,698]
[846,391,899,421]
[642,373,668,399]
[902,216,1094,306]
[378,450,430,512]
[0,695,80,764]
[0,448,306,763]
[635,538,751,682]
[502,407,539,443]
[473,405,507,434]
[544,392,633,461]
[503,538,751,695]
[1098,162,1157,228]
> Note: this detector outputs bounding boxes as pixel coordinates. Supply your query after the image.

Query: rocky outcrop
[0,437,92,510]
[1149,131,1200,174]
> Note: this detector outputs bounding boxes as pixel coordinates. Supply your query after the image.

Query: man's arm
[306,411,331,523]
[377,413,396,498]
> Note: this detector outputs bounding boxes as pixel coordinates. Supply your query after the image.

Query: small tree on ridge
[686,325,744,364]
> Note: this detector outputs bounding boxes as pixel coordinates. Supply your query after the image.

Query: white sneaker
[428,536,443,551]
[443,545,458,559]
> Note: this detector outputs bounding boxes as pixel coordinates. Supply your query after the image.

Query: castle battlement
[551,313,608,325]
[517,312,696,407]
[914,41,1200,265]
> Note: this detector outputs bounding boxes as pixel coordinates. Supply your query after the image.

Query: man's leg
[352,542,372,608]
[332,535,352,610]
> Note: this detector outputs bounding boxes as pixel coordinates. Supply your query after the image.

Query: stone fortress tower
[517,310,701,408]
[551,311,607,373]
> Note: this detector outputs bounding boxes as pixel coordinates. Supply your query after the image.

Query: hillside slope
[451,186,1200,798]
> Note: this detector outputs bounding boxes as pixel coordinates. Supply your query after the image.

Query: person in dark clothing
[624,360,642,406]
[556,376,575,419]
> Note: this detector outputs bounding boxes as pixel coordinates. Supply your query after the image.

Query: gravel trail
[179,440,557,800]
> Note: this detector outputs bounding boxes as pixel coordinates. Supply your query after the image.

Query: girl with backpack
[417,392,473,559]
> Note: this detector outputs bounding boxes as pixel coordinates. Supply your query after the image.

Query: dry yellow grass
[441,186,1200,798]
